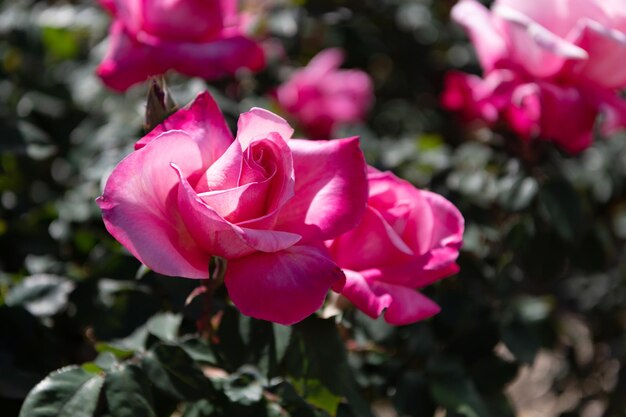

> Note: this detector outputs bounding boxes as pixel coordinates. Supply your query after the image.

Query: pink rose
[97,0,265,92]
[96,92,369,325]
[326,168,464,325]
[442,0,626,153]
[275,48,373,139]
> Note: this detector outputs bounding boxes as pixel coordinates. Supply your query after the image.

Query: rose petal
[506,81,596,154]
[340,270,392,319]
[374,282,441,325]
[97,21,160,92]
[327,206,413,272]
[236,108,294,149]
[97,131,209,278]
[142,0,224,41]
[305,48,344,78]
[452,0,508,71]
[98,33,265,92]
[276,137,368,241]
[225,245,344,325]
[570,19,626,89]
[137,92,234,172]
[173,165,301,258]
[494,4,588,78]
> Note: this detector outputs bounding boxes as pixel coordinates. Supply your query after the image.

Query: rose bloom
[326,168,464,325]
[442,0,626,154]
[97,92,368,325]
[97,0,265,92]
[275,48,373,139]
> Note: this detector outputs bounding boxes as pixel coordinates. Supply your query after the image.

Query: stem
[196,257,227,340]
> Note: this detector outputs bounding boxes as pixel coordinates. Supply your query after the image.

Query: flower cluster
[442,0,626,153]
[275,49,374,139]
[98,91,464,325]
[97,0,265,91]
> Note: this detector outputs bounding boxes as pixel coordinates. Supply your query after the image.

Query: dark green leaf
[5,274,74,317]
[141,343,214,401]
[19,366,104,417]
[538,179,585,243]
[103,364,156,417]
[223,366,264,406]
[180,337,217,365]
[428,357,492,417]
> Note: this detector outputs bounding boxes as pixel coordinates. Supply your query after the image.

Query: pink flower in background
[442,0,626,153]
[276,48,373,139]
[326,168,464,325]
[97,91,368,325]
[97,0,265,92]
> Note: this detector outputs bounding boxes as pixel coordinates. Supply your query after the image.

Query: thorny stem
[196,256,227,341]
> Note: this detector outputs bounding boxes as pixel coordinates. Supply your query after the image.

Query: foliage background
[2,0,626,416]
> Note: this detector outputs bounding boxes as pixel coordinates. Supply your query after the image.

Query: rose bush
[97,91,368,324]
[326,168,464,325]
[275,48,373,139]
[97,0,265,92]
[442,0,626,153]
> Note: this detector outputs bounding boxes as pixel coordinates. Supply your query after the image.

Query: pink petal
[198,139,243,192]
[236,108,294,149]
[452,0,508,71]
[173,165,301,258]
[374,282,441,325]
[137,92,234,172]
[276,137,368,241]
[97,131,209,278]
[368,170,435,256]
[98,32,265,92]
[166,35,265,83]
[569,19,626,89]
[494,5,587,78]
[328,206,413,272]
[340,270,392,319]
[305,48,344,77]
[109,0,142,35]
[421,190,465,252]
[362,259,460,291]
[506,81,596,154]
[96,21,160,92]
[225,245,344,325]
[198,180,270,223]
[141,0,224,41]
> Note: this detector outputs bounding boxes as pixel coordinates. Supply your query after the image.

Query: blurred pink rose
[326,168,464,325]
[276,48,373,139]
[442,0,626,153]
[97,0,265,92]
[97,92,368,325]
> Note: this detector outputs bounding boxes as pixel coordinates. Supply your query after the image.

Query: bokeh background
[3,0,626,416]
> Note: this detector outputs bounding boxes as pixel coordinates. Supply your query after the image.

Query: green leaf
[180,337,217,365]
[146,312,182,342]
[498,175,538,212]
[271,381,330,417]
[182,400,215,417]
[19,366,104,417]
[95,343,135,360]
[103,364,156,417]
[41,27,81,60]
[6,275,74,317]
[223,366,264,406]
[291,379,342,415]
[538,179,585,243]
[141,343,214,401]
[428,357,492,417]
[288,317,374,417]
